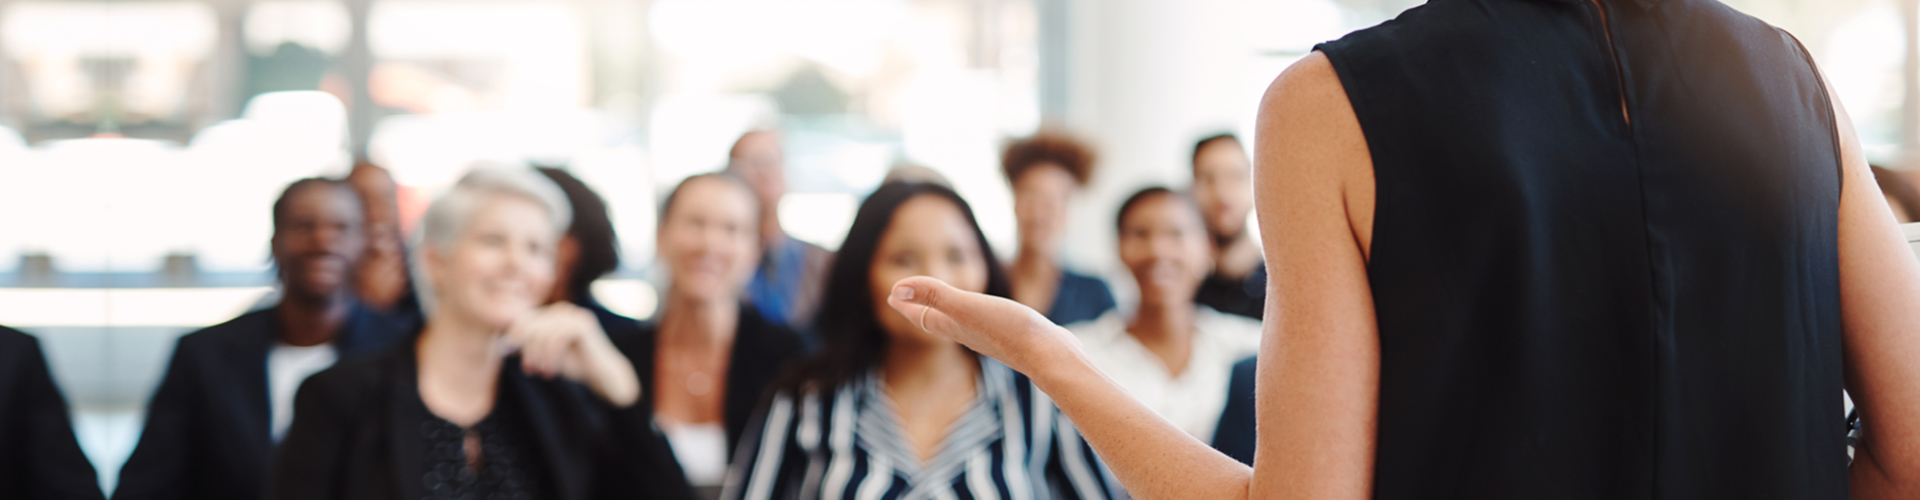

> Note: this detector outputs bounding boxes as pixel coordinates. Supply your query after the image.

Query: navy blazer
[1211,355,1259,465]
[112,303,409,500]
[0,326,105,500]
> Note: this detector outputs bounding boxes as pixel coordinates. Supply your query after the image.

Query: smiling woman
[608,172,806,499]
[268,167,691,500]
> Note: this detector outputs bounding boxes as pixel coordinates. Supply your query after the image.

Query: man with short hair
[1189,133,1266,319]
[113,178,410,500]
[727,130,834,336]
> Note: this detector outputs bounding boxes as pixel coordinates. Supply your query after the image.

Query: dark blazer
[616,306,805,463]
[1211,355,1259,465]
[268,340,695,500]
[0,326,105,500]
[113,303,409,500]
[1045,270,1117,326]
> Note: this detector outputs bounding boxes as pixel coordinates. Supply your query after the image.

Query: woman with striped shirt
[723,182,1120,500]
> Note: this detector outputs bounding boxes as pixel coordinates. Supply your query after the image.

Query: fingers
[888,275,1081,375]
[504,303,601,379]
[888,276,958,334]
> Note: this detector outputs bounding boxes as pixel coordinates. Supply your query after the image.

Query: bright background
[0,0,1907,492]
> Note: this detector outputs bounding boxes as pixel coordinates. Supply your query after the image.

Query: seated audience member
[269,167,690,500]
[727,130,833,334]
[535,167,644,334]
[724,182,1120,500]
[1872,165,1920,224]
[1001,131,1116,325]
[1068,187,1262,464]
[0,326,105,500]
[616,174,805,499]
[1188,134,1266,319]
[115,178,410,500]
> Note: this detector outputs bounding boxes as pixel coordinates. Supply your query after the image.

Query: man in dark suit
[0,326,106,500]
[112,178,411,500]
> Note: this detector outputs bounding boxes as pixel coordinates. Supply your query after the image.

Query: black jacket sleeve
[266,368,356,500]
[593,387,696,500]
[2,332,106,500]
[110,339,199,500]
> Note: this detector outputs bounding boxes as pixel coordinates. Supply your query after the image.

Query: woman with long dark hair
[722,182,1118,500]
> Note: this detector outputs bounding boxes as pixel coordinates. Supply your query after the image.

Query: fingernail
[893,286,914,301]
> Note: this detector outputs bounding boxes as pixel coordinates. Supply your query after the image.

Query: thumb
[887,276,966,335]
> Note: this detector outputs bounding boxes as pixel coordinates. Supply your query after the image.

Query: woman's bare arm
[1830,78,1920,500]
[1245,50,1380,500]
[884,51,1379,500]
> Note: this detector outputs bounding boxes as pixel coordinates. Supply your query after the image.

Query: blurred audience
[724,182,1120,500]
[1188,134,1265,319]
[535,167,643,334]
[346,162,419,321]
[1872,165,1920,224]
[1001,131,1116,325]
[614,173,805,499]
[1068,187,1261,464]
[0,326,104,500]
[115,178,411,500]
[269,167,689,500]
[727,130,834,335]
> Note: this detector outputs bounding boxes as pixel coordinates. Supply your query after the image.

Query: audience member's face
[427,195,558,331]
[1118,194,1212,308]
[273,185,367,302]
[870,195,991,343]
[659,178,762,302]
[1012,163,1075,252]
[730,132,787,209]
[1191,139,1253,241]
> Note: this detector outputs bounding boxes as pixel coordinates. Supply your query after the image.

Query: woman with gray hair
[269,167,694,500]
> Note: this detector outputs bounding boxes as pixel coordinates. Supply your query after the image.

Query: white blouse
[1068,306,1261,443]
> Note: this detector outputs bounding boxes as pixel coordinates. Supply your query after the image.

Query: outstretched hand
[887,276,1082,376]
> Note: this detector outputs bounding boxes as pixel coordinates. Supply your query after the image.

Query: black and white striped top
[721,358,1123,500]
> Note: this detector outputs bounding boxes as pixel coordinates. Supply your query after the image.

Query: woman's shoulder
[298,345,406,411]
[1058,269,1112,292]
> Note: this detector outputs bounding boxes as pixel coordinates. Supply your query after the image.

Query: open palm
[887,276,1081,374]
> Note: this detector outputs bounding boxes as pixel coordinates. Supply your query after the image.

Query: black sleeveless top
[1315,0,1846,498]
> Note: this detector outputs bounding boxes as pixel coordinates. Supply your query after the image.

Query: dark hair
[1114,186,1193,232]
[658,172,760,227]
[1191,133,1242,166]
[1872,165,1920,222]
[535,167,621,302]
[272,177,360,235]
[779,182,1013,393]
[1002,131,1096,187]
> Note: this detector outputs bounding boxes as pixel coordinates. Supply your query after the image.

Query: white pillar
[1058,0,1258,289]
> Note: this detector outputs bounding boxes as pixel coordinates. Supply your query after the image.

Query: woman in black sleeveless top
[879,0,1920,498]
